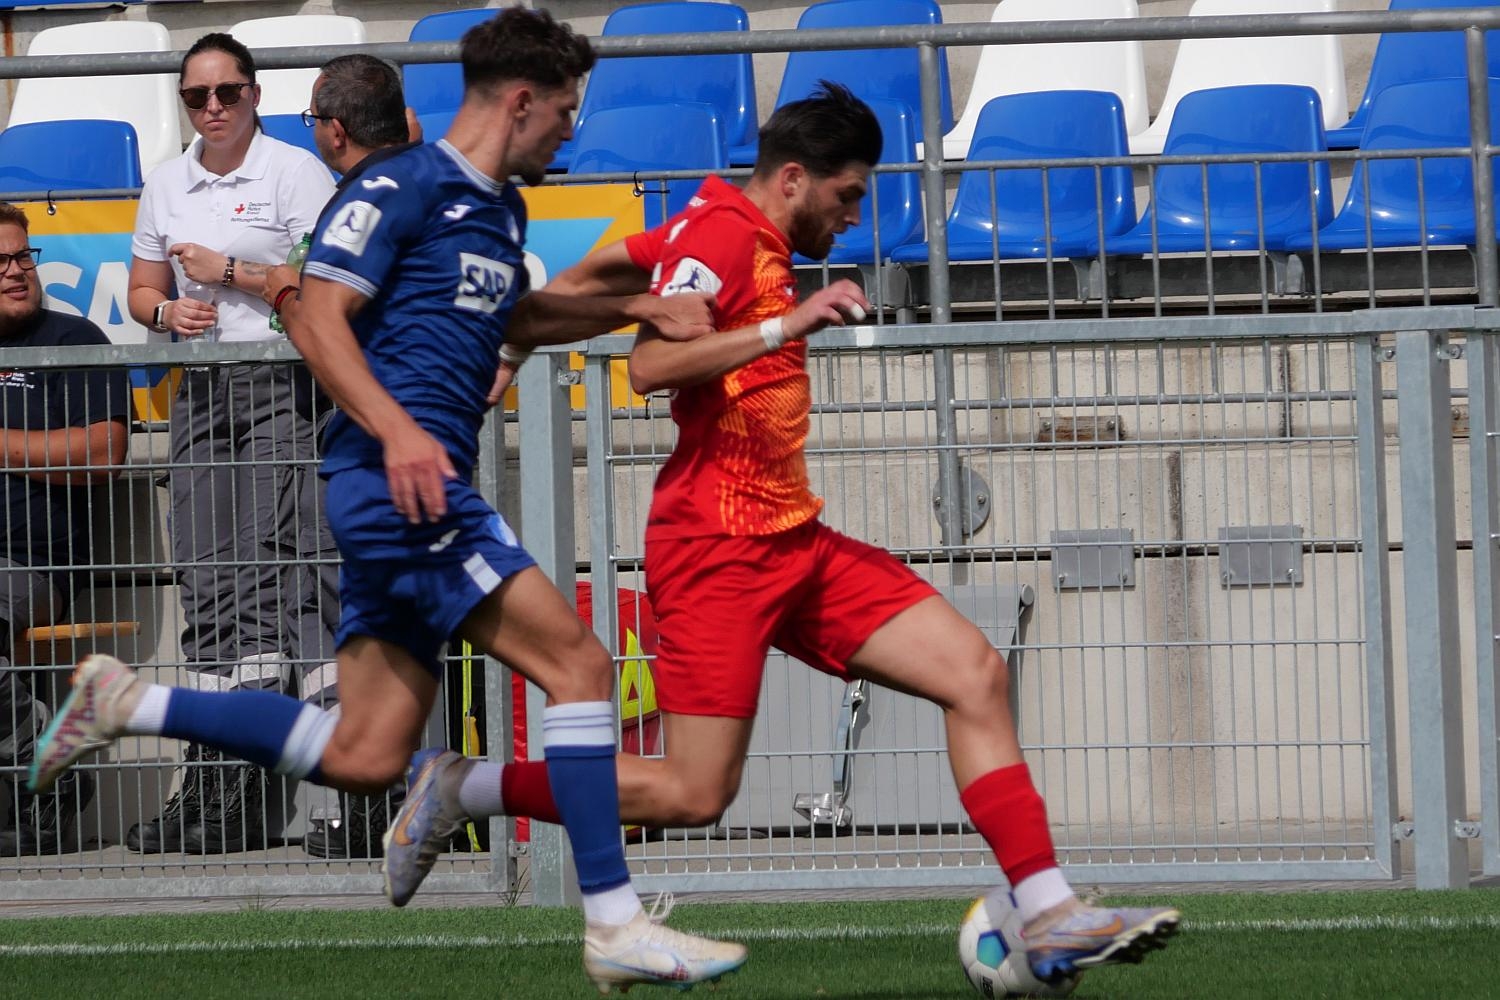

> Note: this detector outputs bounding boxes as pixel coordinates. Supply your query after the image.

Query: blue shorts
[325,467,536,675]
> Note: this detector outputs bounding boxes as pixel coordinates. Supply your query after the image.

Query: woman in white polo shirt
[125,32,336,857]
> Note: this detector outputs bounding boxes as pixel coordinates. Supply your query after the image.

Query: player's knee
[543,640,615,704]
[661,781,737,828]
[941,642,1011,717]
[321,738,408,794]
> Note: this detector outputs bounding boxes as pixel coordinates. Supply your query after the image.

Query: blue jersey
[303,140,530,478]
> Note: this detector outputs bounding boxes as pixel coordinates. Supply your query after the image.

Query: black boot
[302,784,406,860]
[184,752,268,854]
[126,742,210,853]
[0,769,95,856]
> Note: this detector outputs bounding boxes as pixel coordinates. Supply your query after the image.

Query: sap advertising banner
[18,184,648,417]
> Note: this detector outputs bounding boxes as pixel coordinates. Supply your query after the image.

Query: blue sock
[543,701,630,894]
[160,687,335,783]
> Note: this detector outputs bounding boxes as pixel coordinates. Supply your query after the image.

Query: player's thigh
[323,635,440,784]
[457,566,613,704]
[845,594,1006,711]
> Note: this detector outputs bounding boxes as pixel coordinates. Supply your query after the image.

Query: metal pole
[518,352,580,907]
[475,405,515,894]
[1394,329,1469,889]
[1467,27,1498,307]
[1353,338,1400,879]
[1468,332,1500,876]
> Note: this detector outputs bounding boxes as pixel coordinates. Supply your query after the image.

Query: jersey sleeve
[280,155,338,245]
[302,164,426,301]
[650,209,759,330]
[625,227,665,271]
[129,169,168,263]
[58,319,132,428]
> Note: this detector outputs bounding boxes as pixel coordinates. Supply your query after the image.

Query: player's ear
[509,82,535,121]
[779,161,806,200]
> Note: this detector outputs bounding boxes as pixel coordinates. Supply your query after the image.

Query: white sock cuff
[542,700,616,749]
[276,703,337,779]
[1010,868,1075,923]
[125,684,171,736]
[458,760,506,818]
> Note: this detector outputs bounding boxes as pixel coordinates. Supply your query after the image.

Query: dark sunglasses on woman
[179,82,252,111]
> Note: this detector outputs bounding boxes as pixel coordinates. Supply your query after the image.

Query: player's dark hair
[461,5,596,95]
[0,202,29,232]
[754,81,882,179]
[316,54,410,148]
[181,32,257,85]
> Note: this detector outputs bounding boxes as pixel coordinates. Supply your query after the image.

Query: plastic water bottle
[270,232,313,334]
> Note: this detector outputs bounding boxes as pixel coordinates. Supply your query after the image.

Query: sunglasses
[179,82,252,111]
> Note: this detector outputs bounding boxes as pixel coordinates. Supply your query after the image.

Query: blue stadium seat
[761,0,952,165]
[260,113,321,162]
[1326,0,1500,149]
[1285,77,1500,251]
[554,2,755,171]
[404,8,497,141]
[797,99,923,266]
[890,91,1135,263]
[1101,85,1333,255]
[0,119,142,193]
[568,103,727,229]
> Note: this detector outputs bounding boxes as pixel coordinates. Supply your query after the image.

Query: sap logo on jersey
[322,200,382,257]
[454,253,516,314]
[659,257,722,298]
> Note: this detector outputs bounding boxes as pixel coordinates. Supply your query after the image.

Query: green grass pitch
[3,890,1499,998]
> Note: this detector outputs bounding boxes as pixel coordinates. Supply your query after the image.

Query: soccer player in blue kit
[27,7,748,991]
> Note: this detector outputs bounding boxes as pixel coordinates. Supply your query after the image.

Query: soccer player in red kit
[389,83,1178,984]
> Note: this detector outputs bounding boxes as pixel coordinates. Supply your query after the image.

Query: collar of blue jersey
[436,139,507,197]
[185,127,272,188]
[334,141,421,195]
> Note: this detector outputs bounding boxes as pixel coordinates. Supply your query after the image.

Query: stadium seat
[554,2,755,171]
[890,90,1135,264]
[0,120,142,194]
[795,98,923,266]
[404,8,498,141]
[7,21,181,174]
[1285,77,1500,251]
[767,0,953,163]
[229,15,367,117]
[1327,0,1500,149]
[568,102,727,228]
[259,113,322,163]
[1130,0,1348,156]
[1101,85,1333,255]
[943,0,1148,160]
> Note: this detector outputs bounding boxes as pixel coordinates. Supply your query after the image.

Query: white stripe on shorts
[464,552,502,594]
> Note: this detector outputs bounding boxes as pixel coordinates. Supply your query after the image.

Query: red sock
[501,760,561,824]
[959,763,1058,886]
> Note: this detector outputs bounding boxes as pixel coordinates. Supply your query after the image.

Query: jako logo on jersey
[454,253,516,314]
[361,175,400,191]
[322,201,382,257]
[444,203,474,221]
[659,257,722,298]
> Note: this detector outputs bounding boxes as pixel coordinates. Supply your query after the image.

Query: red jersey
[626,176,823,540]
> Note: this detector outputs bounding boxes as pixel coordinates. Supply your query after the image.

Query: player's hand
[168,242,228,286]
[633,291,717,341]
[260,264,301,307]
[383,420,457,524]
[783,280,870,341]
[486,362,518,408]
[167,297,218,337]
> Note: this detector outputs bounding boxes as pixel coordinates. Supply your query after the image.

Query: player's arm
[543,240,651,297]
[629,278,870,395]
[287,275,456,524]
[0,420,128,485]
[507,287,715,348]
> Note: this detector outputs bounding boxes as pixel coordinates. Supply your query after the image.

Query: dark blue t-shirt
[302,140,530,479]
[0,310,131,597]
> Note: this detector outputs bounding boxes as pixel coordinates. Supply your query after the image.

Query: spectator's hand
[634,291,717,341]
[167,297,219,337]
[783,279,870,341]
[261,264,301,307]
[169,242,229,286]
[486,363,518,408]
[405,107,423,144]
[383,419,457,524]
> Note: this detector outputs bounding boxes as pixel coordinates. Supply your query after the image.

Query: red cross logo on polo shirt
[234,204,246,215]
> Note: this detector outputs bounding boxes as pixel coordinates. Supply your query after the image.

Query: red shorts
[644,520,939,718]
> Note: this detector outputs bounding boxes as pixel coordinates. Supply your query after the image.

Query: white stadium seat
[1130,0,1349,156]
[7,20,182,175]
[229,15,367,117]
[943,0,1148,160]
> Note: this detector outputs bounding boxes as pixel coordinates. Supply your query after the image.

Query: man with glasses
[0,202,131,856]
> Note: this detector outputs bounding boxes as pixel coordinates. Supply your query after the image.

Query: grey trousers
[169,365,339,700]
[0,556,64,769]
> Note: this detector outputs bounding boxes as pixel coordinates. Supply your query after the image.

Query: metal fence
[4,7,1500,903]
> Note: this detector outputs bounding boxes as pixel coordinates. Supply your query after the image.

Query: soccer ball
[957,893,1080,999]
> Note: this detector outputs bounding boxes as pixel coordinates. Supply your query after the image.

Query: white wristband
[759,316,787,353]
[499,343,532,369]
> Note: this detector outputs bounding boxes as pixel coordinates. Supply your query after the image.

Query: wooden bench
[16,621,139,669]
